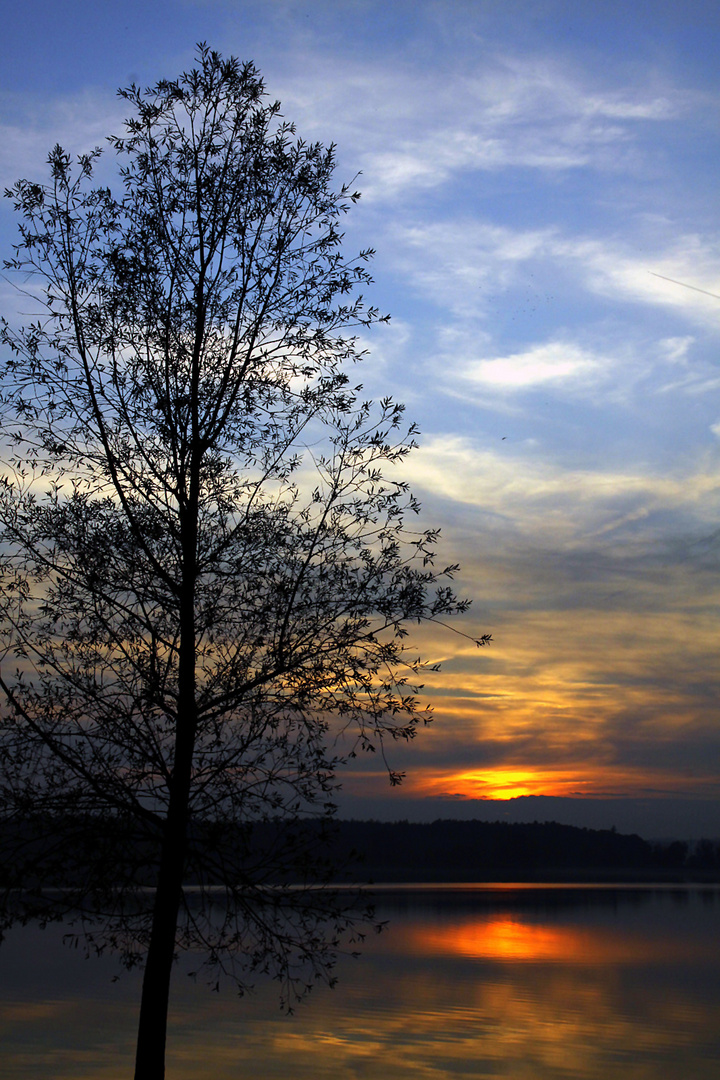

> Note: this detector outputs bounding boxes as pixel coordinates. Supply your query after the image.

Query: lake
[2,884,719,1078]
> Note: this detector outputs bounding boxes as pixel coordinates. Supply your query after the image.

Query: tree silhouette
[0,45,485,1078]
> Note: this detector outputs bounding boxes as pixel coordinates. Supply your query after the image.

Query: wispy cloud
[0,90,126,188]
[400,435,720,543]
[387,218,720,327]
[268,46,690,201]
[552,233,720,323]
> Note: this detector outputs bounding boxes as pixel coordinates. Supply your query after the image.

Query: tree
[0,46,485,1079]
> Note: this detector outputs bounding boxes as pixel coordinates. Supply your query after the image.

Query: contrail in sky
[649,271,720,300]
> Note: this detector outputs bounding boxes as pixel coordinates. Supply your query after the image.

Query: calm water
[1,885,719,1078]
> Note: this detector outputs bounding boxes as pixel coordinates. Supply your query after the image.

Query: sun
[421,768,587,801]
[460,769,546,800]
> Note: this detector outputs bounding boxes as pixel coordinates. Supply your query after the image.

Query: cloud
[657,336,696,364]
[400,434,720,537]
[387,218,720,329]
[437,333,711,411]
[357,594,720,804]
[551,234,720,323]
[266,44,690,202]
[0,90,126,189]
[389,220,554,319]
[457,341,602,392]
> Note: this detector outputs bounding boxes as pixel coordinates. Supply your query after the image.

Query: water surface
[2,885,719,1078]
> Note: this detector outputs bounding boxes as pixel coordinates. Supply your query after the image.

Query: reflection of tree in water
[3,892,720,1080]
[0,814,370,1000]
[0,45,482,1077]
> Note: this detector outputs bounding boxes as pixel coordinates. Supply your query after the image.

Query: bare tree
[0,45,485,1079]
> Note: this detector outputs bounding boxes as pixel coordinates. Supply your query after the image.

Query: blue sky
[2,0,720,833]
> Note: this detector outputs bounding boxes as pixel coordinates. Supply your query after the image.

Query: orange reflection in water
[404,914,695,965]
[3,900,720,1080]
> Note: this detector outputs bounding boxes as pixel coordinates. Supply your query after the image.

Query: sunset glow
[2,0,720,836]
[423,769,585,801]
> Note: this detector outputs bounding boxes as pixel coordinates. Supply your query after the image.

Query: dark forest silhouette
[326,818,718,881]
[2,816,717,892]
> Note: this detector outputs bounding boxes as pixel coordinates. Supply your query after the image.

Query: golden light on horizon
[417,767,592,801]
[398,599,720,810]
[392,758,720,804]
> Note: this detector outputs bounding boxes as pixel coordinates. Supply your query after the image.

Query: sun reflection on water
[402,912,701,964]
[1,890,719,1078]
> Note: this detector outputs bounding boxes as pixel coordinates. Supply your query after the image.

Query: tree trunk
[133,708,196,1078]
[135,297,203,1078]
[134,576,198,1078]
[133,813,187,1080]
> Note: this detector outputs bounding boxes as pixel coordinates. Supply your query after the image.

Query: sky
[2,0,720,836]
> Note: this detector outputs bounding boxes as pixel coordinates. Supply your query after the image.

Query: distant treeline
[323,819,720,882]
[2,815,720,888]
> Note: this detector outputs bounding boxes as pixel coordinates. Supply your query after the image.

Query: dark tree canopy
[0,45,485,1078]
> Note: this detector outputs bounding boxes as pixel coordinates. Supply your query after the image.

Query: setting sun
[418,768,591,801]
